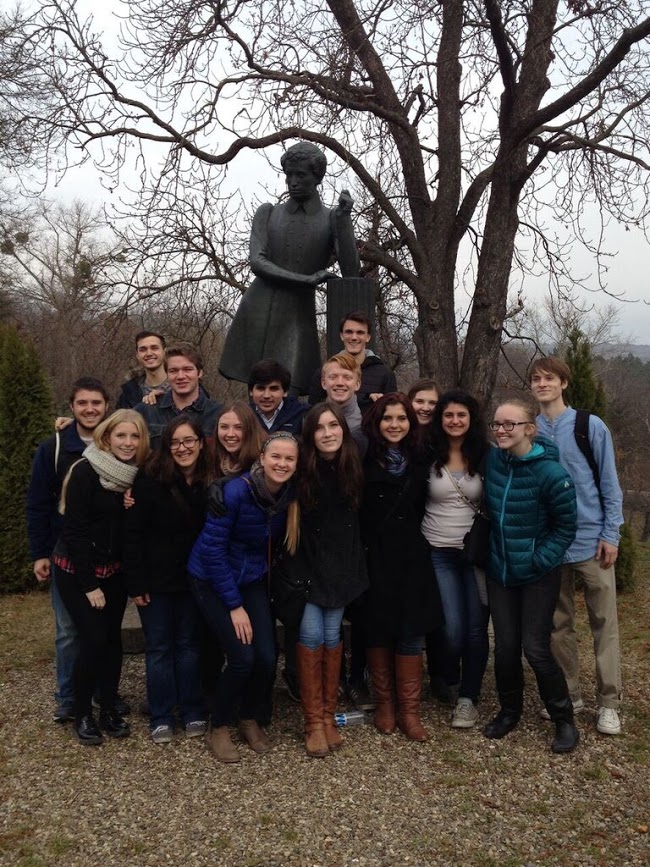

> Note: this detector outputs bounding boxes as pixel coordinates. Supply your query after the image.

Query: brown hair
[214,401,266,478]
[164,344,204,372]
[407,378,441,402]
[528,356,571,386]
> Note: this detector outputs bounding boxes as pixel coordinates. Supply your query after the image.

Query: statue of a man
[219,142,360,394]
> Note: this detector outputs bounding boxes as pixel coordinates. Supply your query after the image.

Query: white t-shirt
[421,467,483,548]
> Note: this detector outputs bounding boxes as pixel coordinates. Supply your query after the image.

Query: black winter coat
[278,459,368,608]
[360,456,442,644]
[123,474,207,597]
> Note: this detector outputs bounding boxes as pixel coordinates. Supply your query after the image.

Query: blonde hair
[495,398,537,428]
[284,500,301,556]
[321,352,361,382]
[94,409,150,465]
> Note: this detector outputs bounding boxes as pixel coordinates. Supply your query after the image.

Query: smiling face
[313,410,344,460]
[530,369,568,407]
[491,404,535,457]
[441,401,471,441]
[70,389,108,435]
[136,336,165,372]
[340,320,371,358]
[217,411,244,455]
[260,438,299,492]
[321,361,360,405]
[250,380,287,419]
[167,355,202,402]
[108,422,141,463]
[379,402,410,446]
[411,389,438,426]
[169,422,202,472]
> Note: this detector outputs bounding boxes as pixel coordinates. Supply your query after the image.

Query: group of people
[27,317,624,762]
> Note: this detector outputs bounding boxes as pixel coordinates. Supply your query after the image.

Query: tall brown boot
[395,654,429,742]
[323,642,344,750]
[296,644,329,758]
[366,647,396,734]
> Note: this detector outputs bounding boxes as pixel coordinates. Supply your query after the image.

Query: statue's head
[280,142,328,199]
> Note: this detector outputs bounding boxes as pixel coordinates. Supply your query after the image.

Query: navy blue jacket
[188,474,288,609]
[27,424,88,561]
[252,397,307,436]
[484,437,577,587]
[135,391,222,445]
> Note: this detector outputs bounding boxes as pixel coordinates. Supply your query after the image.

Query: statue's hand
[336,189,354,215]
[309,269,337,286]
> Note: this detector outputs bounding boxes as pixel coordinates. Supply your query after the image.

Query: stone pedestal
[326,277,377,357]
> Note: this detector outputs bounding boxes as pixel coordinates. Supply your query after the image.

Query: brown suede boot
[395,654,429,742]
[296,644,329,758]
[323,642,344,750]
[238,719,272,754]
[206,725,240,763]
[367,647,396,734]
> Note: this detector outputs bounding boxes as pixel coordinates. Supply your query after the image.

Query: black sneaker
[98,710,131,738]
[53,704,75,724]
[347,680,376,712]
[281,668,300,703]
[75,715,104,746]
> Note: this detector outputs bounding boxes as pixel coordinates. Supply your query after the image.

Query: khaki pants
[551,558,622,709]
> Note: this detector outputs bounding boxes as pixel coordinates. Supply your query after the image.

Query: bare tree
[21,0,650,400]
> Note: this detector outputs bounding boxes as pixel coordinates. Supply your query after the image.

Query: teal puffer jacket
[484,437,577,586]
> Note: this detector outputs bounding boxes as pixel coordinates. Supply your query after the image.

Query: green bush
[616,522,638,593]
[0,325,52,593]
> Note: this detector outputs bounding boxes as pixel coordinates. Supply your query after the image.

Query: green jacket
[484,437,577,586]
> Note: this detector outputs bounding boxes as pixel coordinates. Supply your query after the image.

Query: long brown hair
[298,402,363,510]
[213,401,265,478]
[145,415,213,487]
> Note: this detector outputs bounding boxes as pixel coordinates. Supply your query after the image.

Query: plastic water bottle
[334,710,368,727]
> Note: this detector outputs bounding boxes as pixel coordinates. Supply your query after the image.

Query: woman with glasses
[421,389,490,728]
[360,394,441,742]
[483,399,579,753]
[53,410,150,746]
[188,432,300,763]
[124,416,212,745]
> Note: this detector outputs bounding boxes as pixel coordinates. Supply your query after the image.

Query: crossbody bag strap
[442,465,484,516]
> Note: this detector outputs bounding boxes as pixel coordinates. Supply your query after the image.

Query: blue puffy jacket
[187,474,288,609]
[484,437,577,586]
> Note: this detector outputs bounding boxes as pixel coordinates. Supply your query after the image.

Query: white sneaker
[539,697,585,720]
[151,724,174,744]
[596,707,621,735]
[451,698,479,728]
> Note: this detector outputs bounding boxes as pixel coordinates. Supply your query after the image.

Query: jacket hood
[503,435,560,464]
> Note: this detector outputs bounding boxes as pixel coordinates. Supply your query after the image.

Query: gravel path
[2,590,649,867]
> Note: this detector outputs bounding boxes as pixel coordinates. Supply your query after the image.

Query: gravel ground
[2,590,649,867]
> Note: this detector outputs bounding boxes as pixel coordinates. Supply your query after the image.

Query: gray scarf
[83,443,139,492]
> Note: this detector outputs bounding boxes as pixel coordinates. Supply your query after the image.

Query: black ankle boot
[75,714,104,746]
[99,709,131,738]
[483,710,520,739]
[551,720,579,753]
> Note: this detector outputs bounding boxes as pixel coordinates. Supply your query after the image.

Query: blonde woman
[53,410,150,746]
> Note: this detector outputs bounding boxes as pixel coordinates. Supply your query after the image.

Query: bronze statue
[219,142,360,394]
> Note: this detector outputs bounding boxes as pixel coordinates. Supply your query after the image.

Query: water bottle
[334,710,369,727]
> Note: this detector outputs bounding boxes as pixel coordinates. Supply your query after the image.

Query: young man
[116,331,169,409]
[530,356,624,735]
[248,359,307,435]
[135,344,222,444]
[309,312,397,410]
[27,377,110,723]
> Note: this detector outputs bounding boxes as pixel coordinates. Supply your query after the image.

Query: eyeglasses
[489,421,529,432]
[170,436,200,451]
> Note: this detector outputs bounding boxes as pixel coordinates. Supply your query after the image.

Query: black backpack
[573,409,601,499]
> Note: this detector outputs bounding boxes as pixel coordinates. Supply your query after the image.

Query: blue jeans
[299,603,344,649]
[51,564,79,707]
[191,579,277,728]
[487,570,569,712]
[430,548,489,703]
[138,591,206,728]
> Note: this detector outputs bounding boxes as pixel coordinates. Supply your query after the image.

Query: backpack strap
[574,409,601,495]
[54,431,61,475]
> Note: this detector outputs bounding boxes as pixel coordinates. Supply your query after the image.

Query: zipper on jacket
[498,463,514,586]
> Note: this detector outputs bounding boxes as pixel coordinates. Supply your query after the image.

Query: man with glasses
[135,345,222,445]
[529,356,624,735]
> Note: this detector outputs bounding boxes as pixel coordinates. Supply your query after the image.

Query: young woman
[124,416,212,744]
[188,432,300,763]
[407,379,440,428]
[360,393,442,742]
[213,401,265,480]
[421,389,490,728]
[53,409,150,746]
[483,399,579,753]
[277,403,368,757]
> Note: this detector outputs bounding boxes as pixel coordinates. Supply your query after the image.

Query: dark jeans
[138,590,206,729]
[487,570,569,713]
[54,569,127,718]
[430,548,489,703]
[191,578,277,727]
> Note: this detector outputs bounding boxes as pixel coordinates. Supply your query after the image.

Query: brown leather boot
[296,644,329,758]
[395,654,429,742]
[367,647,396,734]
[323,642,344,750]
[238,719,272,754]
[206,725,240,763]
